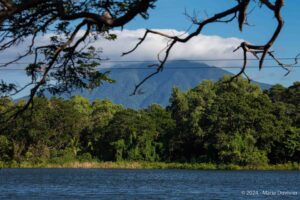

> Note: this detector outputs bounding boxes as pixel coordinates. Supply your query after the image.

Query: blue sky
[127,0,300,55]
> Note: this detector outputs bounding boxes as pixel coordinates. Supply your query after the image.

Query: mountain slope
[64,61,271,108]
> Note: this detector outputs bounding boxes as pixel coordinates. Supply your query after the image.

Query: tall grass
[2,160,299,170]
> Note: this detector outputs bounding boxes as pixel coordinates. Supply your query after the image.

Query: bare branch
[227,42,248,82]
[124,0,291,94]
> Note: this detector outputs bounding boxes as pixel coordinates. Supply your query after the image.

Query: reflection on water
[0,169,299,199]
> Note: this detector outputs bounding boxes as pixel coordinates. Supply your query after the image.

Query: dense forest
[0,76,299,167]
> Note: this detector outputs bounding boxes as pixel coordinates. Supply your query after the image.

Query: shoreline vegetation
[1,77,299,170]
[1,161,299,170]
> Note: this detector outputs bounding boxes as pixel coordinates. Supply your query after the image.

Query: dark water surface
[0,169,299,199]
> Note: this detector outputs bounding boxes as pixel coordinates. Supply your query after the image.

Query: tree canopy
[0,76,299,166]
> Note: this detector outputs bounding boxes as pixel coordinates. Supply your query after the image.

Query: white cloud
[95,29,245,67]
[0,28,245,67]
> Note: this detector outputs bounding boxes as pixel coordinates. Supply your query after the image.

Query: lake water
[0,169,299,199]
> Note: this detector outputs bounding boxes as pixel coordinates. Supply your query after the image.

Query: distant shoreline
[1,161,299,170]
